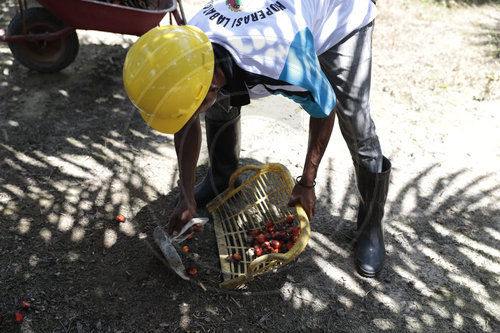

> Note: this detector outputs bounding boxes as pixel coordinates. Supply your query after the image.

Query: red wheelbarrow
[0,0,186,72]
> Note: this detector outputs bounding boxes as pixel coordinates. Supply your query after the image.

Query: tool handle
[171,217,209,243]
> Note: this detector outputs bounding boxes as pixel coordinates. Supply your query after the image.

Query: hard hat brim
[138,104,201,134]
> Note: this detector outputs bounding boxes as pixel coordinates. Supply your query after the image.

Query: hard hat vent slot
[195,85,204,100]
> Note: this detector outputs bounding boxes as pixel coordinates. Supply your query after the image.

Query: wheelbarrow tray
[37,0,177,36]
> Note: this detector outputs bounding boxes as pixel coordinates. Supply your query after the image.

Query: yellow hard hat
[123,25,214,134]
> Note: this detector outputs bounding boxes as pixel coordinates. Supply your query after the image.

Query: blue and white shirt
[189,0,377,118]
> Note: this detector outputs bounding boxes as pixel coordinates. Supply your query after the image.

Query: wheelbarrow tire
[7,7,79,73]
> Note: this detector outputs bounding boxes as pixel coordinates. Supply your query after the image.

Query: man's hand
[288,185,316,221]
[167,198,196,236]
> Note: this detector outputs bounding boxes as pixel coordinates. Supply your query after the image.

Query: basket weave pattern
[206,163,310,289]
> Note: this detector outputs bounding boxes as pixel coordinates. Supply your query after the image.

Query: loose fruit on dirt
[182,245,190,253]
[186,267,197,275]
[115,214,126,223]
[14,311,23,323]
[21,301,30,309]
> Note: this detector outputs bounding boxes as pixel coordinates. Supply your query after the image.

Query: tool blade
[154,226,190,280]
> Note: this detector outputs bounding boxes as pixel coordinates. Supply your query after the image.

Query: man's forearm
[301,110,336,185]
[174,115,202,203]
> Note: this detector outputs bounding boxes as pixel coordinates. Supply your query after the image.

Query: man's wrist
[295,176,316,188]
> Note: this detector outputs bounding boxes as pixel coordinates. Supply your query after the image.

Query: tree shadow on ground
[210,159,499,332]
[1,1,499,332]
[1,58,498,333]
[477,18,500,59]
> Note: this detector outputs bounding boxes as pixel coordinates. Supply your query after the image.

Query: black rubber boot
[194,114,241,207]
[355,156,391,277]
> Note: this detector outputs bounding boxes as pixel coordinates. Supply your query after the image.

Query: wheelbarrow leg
[176,0,187,25]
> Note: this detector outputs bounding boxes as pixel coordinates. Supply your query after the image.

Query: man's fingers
[307,204,315,221]
[192,223,204,233]
[167,221,176,235]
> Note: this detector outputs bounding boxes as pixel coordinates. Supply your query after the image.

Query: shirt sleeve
[277,27,336,118]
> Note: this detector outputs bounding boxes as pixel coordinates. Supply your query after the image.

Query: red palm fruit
[287,242,294,251]
[14,312,23,323]
[265,221,274,228]
[232,253,242,262]
[270,240,280,250]
[286,215,294,224]
[279,243,287,253]
[256,233,266,244]
[250,229,260,237]
[254,247,263,256]
[115,214,126,223]
[272,231,282,240]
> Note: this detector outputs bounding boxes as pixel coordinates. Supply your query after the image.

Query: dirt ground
[0,0,499,332]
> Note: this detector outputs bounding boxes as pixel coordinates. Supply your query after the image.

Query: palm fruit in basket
[206,163,311,290]
[247,216,300,256]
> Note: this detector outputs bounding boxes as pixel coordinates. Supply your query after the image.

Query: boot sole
[356,261,383,278]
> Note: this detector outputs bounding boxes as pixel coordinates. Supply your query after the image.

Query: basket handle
[206,165,264,212]
[247,252,288,275]
[227,165,263,191]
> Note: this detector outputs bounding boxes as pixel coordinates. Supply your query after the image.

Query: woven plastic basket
[206,163,310,289]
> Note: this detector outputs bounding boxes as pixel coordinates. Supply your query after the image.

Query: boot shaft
[205,114,241,179]
[356,156,391,229]
[354,156,391,277]
[356,157,391,208]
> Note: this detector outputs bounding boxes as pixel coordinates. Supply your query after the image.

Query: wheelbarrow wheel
[7,7,79,73]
